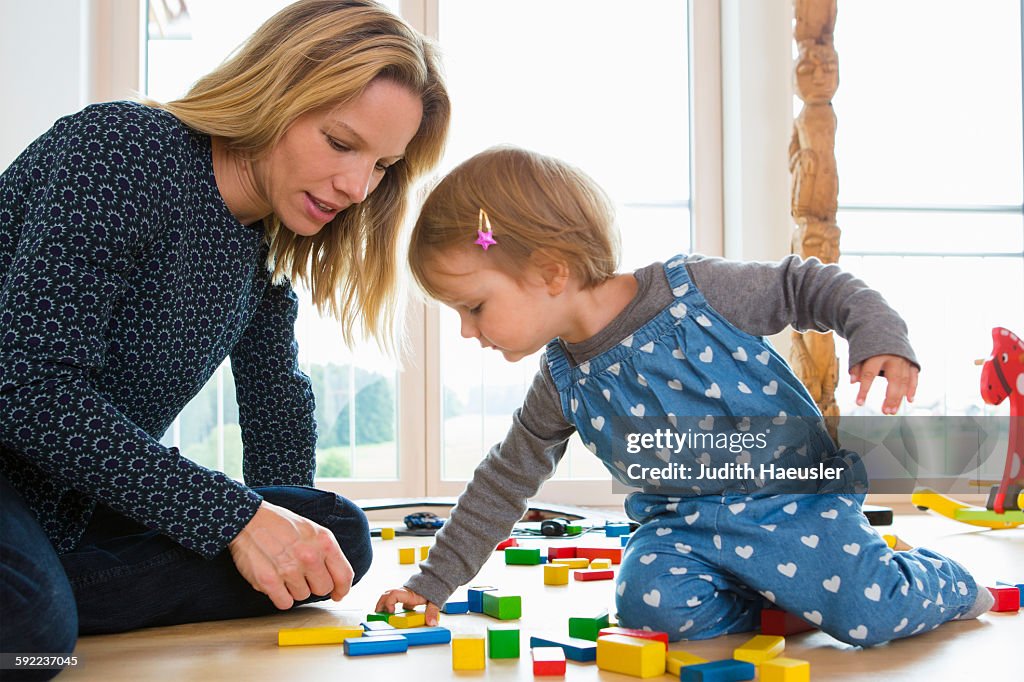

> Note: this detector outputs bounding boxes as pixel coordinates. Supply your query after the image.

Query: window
[831,0,1024,418]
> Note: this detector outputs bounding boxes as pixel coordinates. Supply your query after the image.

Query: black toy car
[404,511,446,530]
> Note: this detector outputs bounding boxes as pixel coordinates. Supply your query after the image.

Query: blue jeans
[0,474,371,681]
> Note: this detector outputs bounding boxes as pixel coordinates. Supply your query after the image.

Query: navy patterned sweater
[0,101,318,558]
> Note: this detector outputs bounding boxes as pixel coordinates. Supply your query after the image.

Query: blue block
[620,533,633,547]
[539,555,548,564]
[364,625,451,646]
[680,659,756,682]
[467,586,498,613]
[441,599,470,614]
[361,620,396,631]
[604,522,631,537]
[528,634,597,662]
[342,635,408,656]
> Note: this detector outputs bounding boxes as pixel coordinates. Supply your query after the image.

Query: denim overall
[544,255,980,645]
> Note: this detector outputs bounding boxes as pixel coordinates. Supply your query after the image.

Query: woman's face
[256,79,423,236]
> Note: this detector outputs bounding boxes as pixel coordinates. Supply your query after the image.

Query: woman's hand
[375,587,441,627]
[228,500,353,610]
[850,354,919,415]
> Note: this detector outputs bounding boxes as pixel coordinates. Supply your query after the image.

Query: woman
[0,0,449,674]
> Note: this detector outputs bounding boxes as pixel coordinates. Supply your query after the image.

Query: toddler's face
[426,248,563,363]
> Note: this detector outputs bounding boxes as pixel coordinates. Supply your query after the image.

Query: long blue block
[680,659,756,682]
[364,626,451,646]
[528,634,597,662]
[467,586,498,613]
[441,599,470,614]
[604,522,631,537]
[342,635,408,656]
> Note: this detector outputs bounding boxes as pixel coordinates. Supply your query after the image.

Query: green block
[568,609,610,641]
[487,624,520,659]
[482,591,522,620]
[504,547,541,565]
[366,612,392,622]
[566,525,583,535]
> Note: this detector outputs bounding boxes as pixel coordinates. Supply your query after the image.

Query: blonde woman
[0,0,449,670]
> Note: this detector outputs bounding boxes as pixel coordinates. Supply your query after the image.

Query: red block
[573,569,614,581]
[576,547,622,564]
[495,537,519,551]
[532,646,567,676]
[597,626,668,648]
[760,607,817,635]
[548,546,578,560]
[988,586,1021,613]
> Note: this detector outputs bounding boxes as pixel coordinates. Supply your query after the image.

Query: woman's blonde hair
[151,0,450,348]
[409,146,619,299]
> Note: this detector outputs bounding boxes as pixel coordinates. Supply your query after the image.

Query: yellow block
[381,527,395,540]
[419,545,430,560]
[552,558,590,569]
[665,650,708,675]
[277,626,363,646]
[734,634,785,664]
[398,547,416,564]
[596,635,666,678]
[452,635,486,670]
[761,657,811,682]
[389,611,426,628]
[544,563,570,585]
[589,558,612,569]
[882,534,897,548]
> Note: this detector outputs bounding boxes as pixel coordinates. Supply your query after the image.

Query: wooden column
[789,0,841,435]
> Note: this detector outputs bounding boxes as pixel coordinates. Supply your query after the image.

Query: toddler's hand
[850,354,918,415]
[375,587,441,626]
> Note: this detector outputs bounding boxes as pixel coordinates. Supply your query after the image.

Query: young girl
[376,147,993,645]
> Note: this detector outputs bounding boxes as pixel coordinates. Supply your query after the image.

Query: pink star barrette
[474,208,497,251]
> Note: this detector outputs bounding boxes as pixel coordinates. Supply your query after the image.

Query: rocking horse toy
[912,327,1024,529]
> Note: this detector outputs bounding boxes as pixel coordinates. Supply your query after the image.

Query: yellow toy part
[912,488,1024,530]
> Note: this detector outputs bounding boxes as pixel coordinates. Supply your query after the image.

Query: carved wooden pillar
[789,0,841,436]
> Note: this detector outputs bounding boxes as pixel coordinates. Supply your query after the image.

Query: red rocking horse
[980,326,1024,514]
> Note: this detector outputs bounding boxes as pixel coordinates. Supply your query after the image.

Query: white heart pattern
[762,380,778,395]
[696,314,712,327]
[737,382,752,394]
[820,509,838,520]
[591,416,605,431]
[571,398,578,413]
[642,589,661,607]
[639,553,658,565]
[864,583,881,601]
[675,543,692,554]
[732,347,748,361]
[728,502,746,514]
[637,373,648,387]
[672,348,685,359]
[893,617,908,633]
[656,527,672,536]
[735,545,754,559]
[617,581,627,596]
[639,342,655,353]
[608,363,621,376]
[704,383,721,399]
[783,502,798,514]
[669,567,688,575]
[670,303,688,319]
[712,535,722,550]
[602,389,612,401]
[684,511,700,525]
[848,625,868,640]
[843,543,861,556]
[667,379,683,391]
[756,351,770,364]
[803,610,823,625]
[678,620,694,633]
[699,416,714,430]
[699,347,713,363]
[630,403,646,417]
[823,575,842,593]
[777,562,797,578]
[621,335,634,347]
[656,448,671,463]
[580,361,590,375]
[672,284,689,297]
[801,534,820,549]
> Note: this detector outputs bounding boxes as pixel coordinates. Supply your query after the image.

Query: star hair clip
[474,208,497,251]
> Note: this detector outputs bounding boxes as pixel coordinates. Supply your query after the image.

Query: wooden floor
[63,505,1022,681]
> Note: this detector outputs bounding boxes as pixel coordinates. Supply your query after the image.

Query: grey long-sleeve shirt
[405,254,917,607]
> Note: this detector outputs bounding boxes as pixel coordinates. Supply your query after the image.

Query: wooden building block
[597,626,668,647]
[997,580,1024,606]
[380,527,395,540]
[544,563,570,585]
[361,620,395,632]
[596,634,666,678]
[574,569,614,581]
[532,646,567,676]
[760,657,810,682]
[419,545,430,561]
[482,591,522,620]
[666,650,709,675]
[576,547,622,564]
[529,634,598,662]
[760,608,816,636]
[441,598,470,614]
[679,659,756,682]
[495,537,519,551]
[364,625,450,647]
[604,522,631,537]
[365,612,392,623]
[568,609,610,641]
[467,585,498,613]
[733,634,784,665]
[505,547,542,565]
[342,634,408,656]
[389,611,427,628]
[487,624,520,659]
[278,626,363,646]
[988,586,1021,612]
[548,546,578,560]
[452,635,486,670]
[398,547,416,564]
[589,558,612,569]
[620,534,633,546]
[551,558,589,569]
